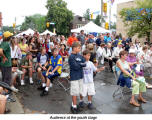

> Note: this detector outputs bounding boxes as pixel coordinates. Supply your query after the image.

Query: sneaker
[79,101,85,108]
[70,106,78,114]
[21,80,25,86]
[40,90,48,96]
[37,86,46,91]
[16,69,23,75]
[11,86,19,93]
[87,103,94,110]
[30,79,34,85]
[7,96,16,102]
[50,83,53,88]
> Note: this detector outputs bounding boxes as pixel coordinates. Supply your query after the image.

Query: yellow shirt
[19,43,28,55]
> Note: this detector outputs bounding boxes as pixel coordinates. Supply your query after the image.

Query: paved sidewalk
[6,93,24,114]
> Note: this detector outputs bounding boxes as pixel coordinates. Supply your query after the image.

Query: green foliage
[120,1,152,43]
[21,14,46,33]
[110,22,116,29]
[2,26,14,33]
[83,9,91,20]
[46,0,73,36]
[136,0,152,8]
[94,15,101,26]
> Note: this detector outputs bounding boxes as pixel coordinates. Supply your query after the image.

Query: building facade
[116,1,152,43]
[71,15,89,29]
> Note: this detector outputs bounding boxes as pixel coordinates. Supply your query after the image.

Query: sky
[0,0,134,26]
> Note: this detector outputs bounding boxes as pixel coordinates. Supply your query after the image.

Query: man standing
[0,31,13,86]
[67,33,78,47]
[77,30,85,46]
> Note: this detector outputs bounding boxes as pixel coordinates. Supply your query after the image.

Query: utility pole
[101,0,103,27]
[109,0,112,30]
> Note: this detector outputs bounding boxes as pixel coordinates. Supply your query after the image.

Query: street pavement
[12,70,152,114]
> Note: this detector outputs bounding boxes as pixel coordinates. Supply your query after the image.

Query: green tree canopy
[94,15,101,26]
[93,15,105,26]
[83,9,91,20]
[46,0,73,36]
[120,0,152,43]
[21,14,46,33]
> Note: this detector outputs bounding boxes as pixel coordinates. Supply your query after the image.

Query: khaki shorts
[70,79,83,96]
[82,82,95,97]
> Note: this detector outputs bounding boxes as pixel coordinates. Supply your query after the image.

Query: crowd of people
[0,29,152,114]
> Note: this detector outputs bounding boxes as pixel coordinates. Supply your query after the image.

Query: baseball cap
[3,31,13,38]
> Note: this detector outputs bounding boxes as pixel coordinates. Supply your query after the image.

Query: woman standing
[117,51,146,107]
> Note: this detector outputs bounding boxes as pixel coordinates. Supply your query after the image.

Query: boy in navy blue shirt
[68,42,86,114]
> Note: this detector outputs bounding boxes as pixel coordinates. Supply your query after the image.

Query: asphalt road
[15,70,152,114]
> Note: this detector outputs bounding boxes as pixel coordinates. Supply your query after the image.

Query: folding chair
[56,62,70,92]
[112,65,131,100]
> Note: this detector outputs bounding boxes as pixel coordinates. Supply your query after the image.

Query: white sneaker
[11,86,19,93]
[17,69,23,75]
[30,79,34,84]
[21,80,25,86]
[50,83,53,88]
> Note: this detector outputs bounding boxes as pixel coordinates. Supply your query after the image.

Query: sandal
[138,98,147,103]
[130,101,140,107]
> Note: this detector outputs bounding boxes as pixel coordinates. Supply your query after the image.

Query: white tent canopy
[16,28,35,37]
[71,21,110,33]
[40,30,56,36]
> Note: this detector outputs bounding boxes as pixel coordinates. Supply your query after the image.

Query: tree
[46,0,73,36]
[94,15,101,26]
[136,0,152,8]
[93,15,105,26]
[110,22,116,29]
[120,0,152,43]
[2,26,14,33]
[21,14,46,33]
[83,9,91,20]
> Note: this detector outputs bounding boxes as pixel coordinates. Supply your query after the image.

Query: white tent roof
[16,28,35,37]
[71,21,110,33]
[40,30,56,36]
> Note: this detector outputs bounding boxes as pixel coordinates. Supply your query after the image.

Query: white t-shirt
[113,47,123,57]
[40,55,48,65]
[83,61,97,83]
[11,45,22,59]
[48,42,54,52]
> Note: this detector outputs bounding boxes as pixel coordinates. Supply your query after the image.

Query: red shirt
[42,43,49,53]
[59,49,69,61]
[67,36,78,47]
